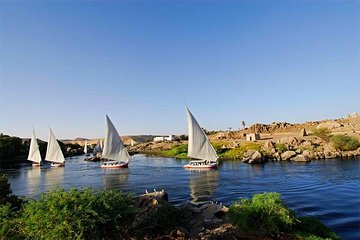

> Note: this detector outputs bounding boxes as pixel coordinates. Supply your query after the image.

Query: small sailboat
[93,139,102,156]
[84,140,90,156]
[184,107,218,169]
[45,128,65,167]
[27,129,42,166]
[101,115,130,168]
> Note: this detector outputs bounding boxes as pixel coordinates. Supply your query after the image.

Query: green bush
[312,128,332,142]
[229,192,297,237]
[294,217,340,240]
[276,143,288,153]
[330,134,359,151]
[17,188,137,240]
[0,204,21,239]
[229,193,339,239]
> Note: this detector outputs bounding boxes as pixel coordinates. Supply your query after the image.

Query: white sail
[102,115,130,163]
[186,107,218,162]
[84,140,88,154]
[45,128,65,163]
[93,139,102,154]
[27,130,42,164]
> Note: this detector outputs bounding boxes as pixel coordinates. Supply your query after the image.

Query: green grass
[148,142,264,160]
[162,144,188,158]
[218,142,262,159]
[276,143,288,153]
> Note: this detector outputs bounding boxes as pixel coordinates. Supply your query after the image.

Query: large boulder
[302,150,316,159]
[281,151,297,161]
[292,154,310,162]
[279,137,300,147]
[249,151,263,164]
[324,151,341,159]
[136,190,168,209]
[300,128,307,137]
[264,141,275,149]
[273,152,282,161]
[242,150,256,163]
[199,203,226,224]
[301,140,313,147]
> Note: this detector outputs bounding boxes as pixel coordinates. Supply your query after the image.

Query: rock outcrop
[292,154,310,162]
[249,151,264,164]
[281,151,297,161]
[300,128,307,137]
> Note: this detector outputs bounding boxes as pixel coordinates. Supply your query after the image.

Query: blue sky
[1,1,359,140]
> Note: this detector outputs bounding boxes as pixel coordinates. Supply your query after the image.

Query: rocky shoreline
[239,137,360,164]
[123,117,360,164]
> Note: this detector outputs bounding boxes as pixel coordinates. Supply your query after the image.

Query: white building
[154,135,175,142]
[164,135,174,141]
[154,136,165,142]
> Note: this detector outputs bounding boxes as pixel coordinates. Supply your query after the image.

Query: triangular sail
[102,115,130,163]
[186,107,218,162]
[45,128,65,163]
[93,139,102,154]
[84,140,88,154]
[27,130,42,163]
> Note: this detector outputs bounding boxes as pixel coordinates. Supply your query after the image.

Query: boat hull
[51,162,65,167]
[183,161,218,169]
[101,161,129,168]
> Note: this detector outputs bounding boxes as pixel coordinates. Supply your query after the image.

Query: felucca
[45,128,65,167]
[92,139,102,156]
[27,129,42,166]
[184,107,218,169]
[84,140,90,156]
[100,115,130,168]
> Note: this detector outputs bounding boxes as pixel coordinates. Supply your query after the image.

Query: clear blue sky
[1,0,359,140]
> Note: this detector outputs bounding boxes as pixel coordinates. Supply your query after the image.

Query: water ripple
[1,156,359,239]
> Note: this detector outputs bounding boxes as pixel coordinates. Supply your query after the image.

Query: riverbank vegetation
[330,134,360,151]
[229,192,339,239]
[145,142,263,160]
[0,174,339,240]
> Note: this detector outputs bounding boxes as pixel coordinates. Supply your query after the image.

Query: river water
[1,155,359,239]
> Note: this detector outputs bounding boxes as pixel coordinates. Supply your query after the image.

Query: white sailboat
[101,115,130,168]
[27,129,42,166]
[45,128,65,167]
[184,107,218,169]
[84,140,90,156]
[93,139,102,155]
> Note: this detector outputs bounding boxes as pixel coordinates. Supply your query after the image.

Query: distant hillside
[61,135,156,146]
